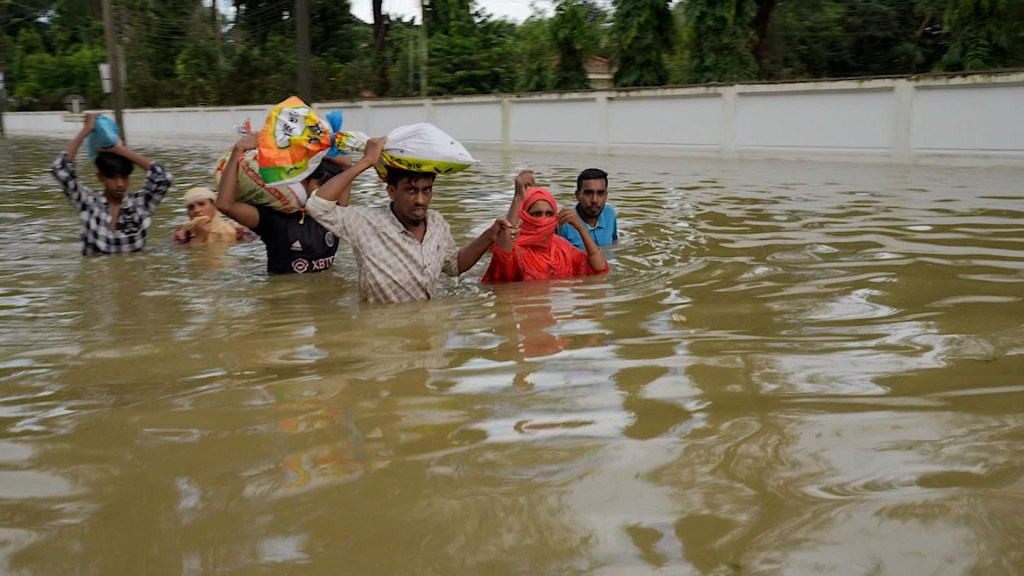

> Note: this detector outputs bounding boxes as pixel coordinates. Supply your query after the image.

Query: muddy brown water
[1,136,1023,575]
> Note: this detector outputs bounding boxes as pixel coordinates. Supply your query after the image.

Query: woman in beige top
[173,187,253,245]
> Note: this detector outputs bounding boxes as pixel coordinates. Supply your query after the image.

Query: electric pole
[0,70,6,136]
[1,37,6,135]
[420,0,428,97]
[296,0,312,102]
[211,0,222,48]
[102,0,126,141]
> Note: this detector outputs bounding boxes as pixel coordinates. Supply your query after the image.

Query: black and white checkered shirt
[51,152,173,256]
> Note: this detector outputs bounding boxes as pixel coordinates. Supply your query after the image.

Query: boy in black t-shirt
[216,134,354,274]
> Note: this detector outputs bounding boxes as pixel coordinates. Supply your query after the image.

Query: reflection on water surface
[1,136,1023,574]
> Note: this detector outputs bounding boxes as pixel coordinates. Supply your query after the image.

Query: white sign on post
[98,63,112,94]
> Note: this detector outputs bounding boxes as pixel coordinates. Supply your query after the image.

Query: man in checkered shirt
[51,113,173,256]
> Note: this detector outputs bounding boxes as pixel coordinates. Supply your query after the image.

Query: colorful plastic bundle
[213,148,309,213]
[256,96,335,186]
[253,96,479,188]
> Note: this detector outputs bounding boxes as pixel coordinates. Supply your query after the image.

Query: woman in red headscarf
[483,170,608,283]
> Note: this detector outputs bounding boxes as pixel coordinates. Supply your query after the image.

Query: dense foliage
[1,0,1022,110]
[612,0,673,86]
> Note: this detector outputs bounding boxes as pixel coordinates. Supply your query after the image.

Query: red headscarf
[516,188,559,248]
[483,187,607,283]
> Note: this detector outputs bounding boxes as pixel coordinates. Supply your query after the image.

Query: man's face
[388,175,434,226]
[576,178,608,220]
[187,198,218,220]
[98,173,129,200]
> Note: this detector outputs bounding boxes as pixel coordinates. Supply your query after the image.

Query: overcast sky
[211,0,556,28]
[348,0,551,24]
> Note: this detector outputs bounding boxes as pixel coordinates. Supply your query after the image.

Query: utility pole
[0,37,6,135]
[0,69,6,136]
[211,0,222,48]
[102,0,126,141]
[296,0,312,102]
[0,73,6,137]
[420,0,428,97]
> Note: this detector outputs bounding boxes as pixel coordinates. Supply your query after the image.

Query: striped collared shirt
[52,152,173,256]
[306,193,459,304]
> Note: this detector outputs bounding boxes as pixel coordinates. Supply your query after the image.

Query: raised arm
[216,134,261,230]
[64,113,96,159]
[494,169,532,253]
[508,169,533,225]
[313,137,386,206]
[457,219,510,273]
[558,207,608,272]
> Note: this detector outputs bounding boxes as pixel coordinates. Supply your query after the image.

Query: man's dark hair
[307,159,343,184]
[386,168,435,188]
[95,152,134,178]
[576,168,608,191]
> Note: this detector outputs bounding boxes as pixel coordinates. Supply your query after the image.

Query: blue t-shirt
[557,204,618,250]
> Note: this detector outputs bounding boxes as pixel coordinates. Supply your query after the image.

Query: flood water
[1,135,1023,575]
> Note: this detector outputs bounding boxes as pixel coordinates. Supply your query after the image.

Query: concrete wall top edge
[913,78,1024,90]
[737,144,889,153]
[124,105,271,114]
[330,70,1024,107]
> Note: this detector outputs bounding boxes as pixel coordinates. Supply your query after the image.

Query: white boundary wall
[5,72,1024,165]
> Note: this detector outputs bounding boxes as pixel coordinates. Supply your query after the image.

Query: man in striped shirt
[51,114,173,256]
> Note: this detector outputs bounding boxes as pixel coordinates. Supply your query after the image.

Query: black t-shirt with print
[253,205,339,274]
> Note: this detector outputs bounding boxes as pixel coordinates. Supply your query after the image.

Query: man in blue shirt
[557,168,618,251]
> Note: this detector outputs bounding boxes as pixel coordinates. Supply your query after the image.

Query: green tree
[120,0,197,107]
[3,0,1023,109]
[310,0,373,98]
[13,42,105,109]
[50,0,104,48]
[371,0,389,96]
[386,20,422,97]
[764,0,949,79]
[550,0,593,90]
[682,0,759,83]
[940,0,1024,70]
[515,16,555,92]
[429,15,516,95]
[426,0,474,36]
[174,8,224,105]
[665,2,691,84]
[612,0,673,86]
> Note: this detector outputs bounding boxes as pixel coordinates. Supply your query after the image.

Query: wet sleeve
[573,247,609,276]
[482,244,519,283]
[306,192,352,242]
[252,205,274,238]
[138,162,173,217]
[441,218,461,277]
[51,152,91,211]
